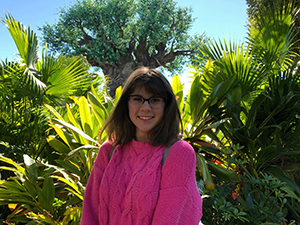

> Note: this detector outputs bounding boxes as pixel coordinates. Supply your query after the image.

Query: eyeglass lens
[128,95,165,108]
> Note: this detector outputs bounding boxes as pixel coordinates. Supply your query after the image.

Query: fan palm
[0,13,97,161]
[190,3,300,221]
[247,2,298,73]
[1,13,95,99]
[188,0,300,196]
[225,0,300,178]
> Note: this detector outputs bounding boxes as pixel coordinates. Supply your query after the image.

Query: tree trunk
[101,61,142,97]
[86,39,193,97]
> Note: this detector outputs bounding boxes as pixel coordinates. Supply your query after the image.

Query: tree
[40,0,206,96]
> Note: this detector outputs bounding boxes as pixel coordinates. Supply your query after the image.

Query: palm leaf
[1,13,46,94]
[45,56,91,97]
[195,39,268,104]
[247,2,298,71]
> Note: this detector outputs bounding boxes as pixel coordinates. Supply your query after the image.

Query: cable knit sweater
[81,139,202,225]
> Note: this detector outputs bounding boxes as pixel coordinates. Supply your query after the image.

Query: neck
[134,134,150,142]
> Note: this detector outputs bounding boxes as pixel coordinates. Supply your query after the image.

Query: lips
[138,116,154,120]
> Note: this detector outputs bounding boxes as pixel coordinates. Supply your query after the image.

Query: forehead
[131,86,156,96]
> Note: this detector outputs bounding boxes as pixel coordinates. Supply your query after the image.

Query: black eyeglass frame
[127,95,167,108]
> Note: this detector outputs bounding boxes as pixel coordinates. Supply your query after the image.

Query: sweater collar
[130,138,153,149]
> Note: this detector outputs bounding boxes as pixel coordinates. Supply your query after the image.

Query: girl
[81,67,202,224]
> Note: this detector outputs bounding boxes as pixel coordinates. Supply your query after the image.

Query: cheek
[128,105,136,121]
[156,108,165,120]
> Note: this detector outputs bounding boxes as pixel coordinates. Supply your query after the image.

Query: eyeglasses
[128,95,167,108]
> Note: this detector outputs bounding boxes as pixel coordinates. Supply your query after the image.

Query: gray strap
[108,146,116,161]
[161,146,171,166]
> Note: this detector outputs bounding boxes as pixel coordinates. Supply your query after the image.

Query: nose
[141,100,152,110]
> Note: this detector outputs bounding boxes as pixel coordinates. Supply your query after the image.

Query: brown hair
[100,67,182,146]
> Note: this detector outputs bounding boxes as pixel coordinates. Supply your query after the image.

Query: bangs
[127,73,169,97]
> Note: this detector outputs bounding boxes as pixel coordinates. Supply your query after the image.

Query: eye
[132,96,143,102]
[150,97,162,103]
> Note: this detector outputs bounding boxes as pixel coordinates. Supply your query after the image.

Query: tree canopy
[40,0,205,95]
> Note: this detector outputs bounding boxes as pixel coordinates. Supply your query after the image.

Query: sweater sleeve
[152,140,203,225]
[80,141,112,225]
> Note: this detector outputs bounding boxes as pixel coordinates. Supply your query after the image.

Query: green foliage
[171,74,240,189]
[1,13,95,97]
[201,180,249,224]
[193,39,268,101]
[247,2,298,72]
[240,174,291,223]
[208,4,300,197]
[45,88,113,181]
[246,0,300,62]
[221,81,300,182]
[41,0,137,61]
[0,13,99,163]
[202,173,299,224]
[0,154,83,224]
[189,3,300,222]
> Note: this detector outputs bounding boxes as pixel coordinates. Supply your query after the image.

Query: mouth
[138,116,154,121]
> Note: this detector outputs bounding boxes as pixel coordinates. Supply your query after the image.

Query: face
[128,86,165,142]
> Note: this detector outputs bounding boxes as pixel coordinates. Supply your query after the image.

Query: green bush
[201,173,300,225]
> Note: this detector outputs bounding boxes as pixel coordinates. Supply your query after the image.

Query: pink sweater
[81,139,202,225]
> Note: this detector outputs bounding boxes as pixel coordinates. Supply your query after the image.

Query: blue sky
[0,0,248,62]
[177,0,248,40]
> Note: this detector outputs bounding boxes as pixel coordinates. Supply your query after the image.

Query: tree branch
[151,49,193,68]
[76,19,93,45]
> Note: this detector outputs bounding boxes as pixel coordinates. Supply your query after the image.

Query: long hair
[100,67,183,146]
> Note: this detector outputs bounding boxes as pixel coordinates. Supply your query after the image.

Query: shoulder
[99,141,114,155]
[100,141,114,150]
[94,141,114,166]
[169,140,195,159]
[161,140,197,187]
[171,139,194,150]
[164,140,196,168]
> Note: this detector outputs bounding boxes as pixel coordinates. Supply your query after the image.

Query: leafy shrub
[201,178,249,225]
[201,173,299,225]
[0,154,83,224]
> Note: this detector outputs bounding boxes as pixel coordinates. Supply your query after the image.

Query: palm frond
[192,39,267,104]
[246,2,298,70]
[1,12,46,94]
[45,55,92,97]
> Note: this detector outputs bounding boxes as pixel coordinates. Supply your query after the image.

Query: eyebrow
[129,94,160,97]
[128,95,162,99]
